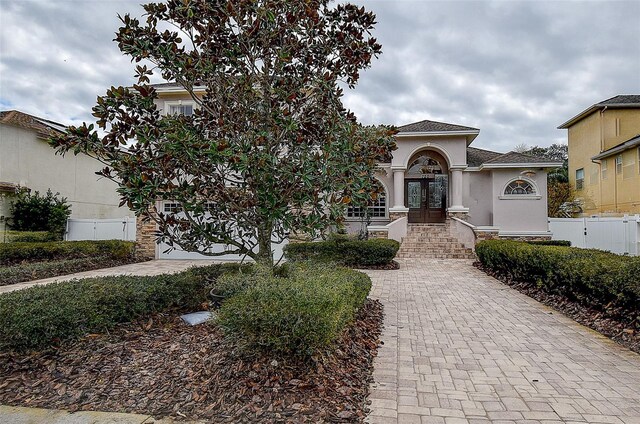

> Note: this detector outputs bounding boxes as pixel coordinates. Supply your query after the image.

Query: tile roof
[483,151,559,165]
[596,95,640,106]
[397,119,479,133]
[0,110,66,138]
[466,147,502,167]
[466,147,561,167]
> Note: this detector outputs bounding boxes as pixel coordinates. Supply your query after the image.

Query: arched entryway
[405,150,448,223]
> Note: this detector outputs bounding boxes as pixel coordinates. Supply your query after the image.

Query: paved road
[364,259,640,424]
[0,260,224,294]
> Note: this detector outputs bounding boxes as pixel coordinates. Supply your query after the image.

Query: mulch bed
[351,260,399,270]
[0,300,384,423]
[475,262,639,354]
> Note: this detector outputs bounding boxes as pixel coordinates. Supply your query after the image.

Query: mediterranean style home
[136,84,562,260]
[559,95,640,216]
[0,110,133,221]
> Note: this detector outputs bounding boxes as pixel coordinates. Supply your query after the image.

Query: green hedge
[526,240,571,247]
[476,240,639,311]
[0,263,237,352]
[1,231,58,243]
[284,236,399,266]
[217,263,372,357]
[0,256,135,286]
[0,240,136,266]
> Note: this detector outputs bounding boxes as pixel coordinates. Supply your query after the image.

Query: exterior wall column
[448,167,468,213]
[389,166,409,221]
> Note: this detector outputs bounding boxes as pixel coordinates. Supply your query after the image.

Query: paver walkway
[364,259,640,424]
[0,260,224,294]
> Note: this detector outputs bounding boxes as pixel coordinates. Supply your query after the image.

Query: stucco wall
[0,124,133,219]
[491,169,549,233]
[391,135,468,168]
[464,171,493,226]
[567,108,640,215]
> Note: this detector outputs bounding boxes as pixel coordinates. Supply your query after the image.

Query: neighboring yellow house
[558,95,640,216]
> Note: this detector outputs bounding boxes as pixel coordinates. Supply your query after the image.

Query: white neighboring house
[0,110,133,222]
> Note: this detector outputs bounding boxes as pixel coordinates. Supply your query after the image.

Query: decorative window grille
[163,202,182,213]
[346,191,387,218]
[503,179,536,195]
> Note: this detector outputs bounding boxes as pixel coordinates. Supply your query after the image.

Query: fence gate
[549,215,640,255]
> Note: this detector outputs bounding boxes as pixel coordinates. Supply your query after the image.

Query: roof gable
[397,119,479,133]
[0,110,66,138]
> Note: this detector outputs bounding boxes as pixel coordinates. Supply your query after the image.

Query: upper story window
[575,168,584,190]
[504,179,536,195]
[346,187,387,219]
[616,155,623,174]
[165,101,195,117]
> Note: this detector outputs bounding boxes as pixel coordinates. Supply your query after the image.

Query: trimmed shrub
[284,236,399,266]
[525,240,571,247]
[0,240,136,266]
[9,189,71,239]
[1,231,58,243]
[216,263,372,357]
[0,263,241,352]
[476,240,639,311]
[0,256,138,286]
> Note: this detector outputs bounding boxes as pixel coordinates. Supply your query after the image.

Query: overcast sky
[1,0,639,153]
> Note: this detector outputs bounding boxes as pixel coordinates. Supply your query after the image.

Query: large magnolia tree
[51,0,396,265]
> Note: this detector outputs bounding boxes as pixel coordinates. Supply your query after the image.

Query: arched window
[346,186,387,218]
[407,154,443,176]
[504,179,536,195]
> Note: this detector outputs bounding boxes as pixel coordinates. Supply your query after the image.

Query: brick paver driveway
[364,259,640,424]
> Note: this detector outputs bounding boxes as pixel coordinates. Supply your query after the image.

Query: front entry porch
[406,177,447,223]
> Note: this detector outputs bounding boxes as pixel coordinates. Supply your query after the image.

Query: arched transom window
[504,179,536,195]
[407,154,443,176]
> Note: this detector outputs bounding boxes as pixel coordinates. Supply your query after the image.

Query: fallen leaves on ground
[0,300,384,423]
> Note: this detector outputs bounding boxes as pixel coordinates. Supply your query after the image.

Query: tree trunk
[256,223,274,268]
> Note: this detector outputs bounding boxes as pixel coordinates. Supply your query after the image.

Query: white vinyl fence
[549,215,640,256]
[65,217,136,241]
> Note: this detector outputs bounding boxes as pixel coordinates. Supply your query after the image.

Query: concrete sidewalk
[364,259,640,424]
[0,260,226,294]
[0,405,202,424]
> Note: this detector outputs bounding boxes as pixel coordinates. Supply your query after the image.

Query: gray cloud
[1,0,639,152]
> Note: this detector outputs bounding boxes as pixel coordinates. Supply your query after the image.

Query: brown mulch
[0,300,384,423]
[351,260,399,270]
[474,262,639,354]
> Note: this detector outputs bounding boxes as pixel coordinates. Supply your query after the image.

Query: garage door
[158,202,288,261]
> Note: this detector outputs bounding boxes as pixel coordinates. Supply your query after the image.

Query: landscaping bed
[0,240,144,286]
[0,300,383,423]
[475,240,639,354]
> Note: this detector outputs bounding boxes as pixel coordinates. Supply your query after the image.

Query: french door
[405,176,447,223]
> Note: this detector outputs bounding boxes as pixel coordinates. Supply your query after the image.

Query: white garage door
[158,202,288,261]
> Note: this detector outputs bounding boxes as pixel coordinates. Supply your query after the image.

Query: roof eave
[396,130,480,144]
[154,85,207,94]
[558,103,640,129]
[591,138,640,161]
[479,162,563,170]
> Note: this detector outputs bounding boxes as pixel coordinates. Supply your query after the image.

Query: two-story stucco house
[135,83,561,260]
[558,95,640,216]
[0,110,133,221]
